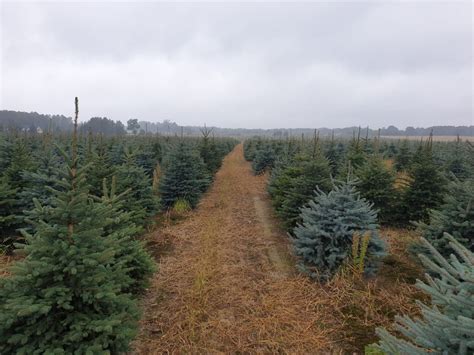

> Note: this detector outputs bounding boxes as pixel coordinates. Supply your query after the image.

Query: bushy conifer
[115,150,158,225]
[199,128,222,175]
[252,143,275,175]
[404,140,446,223]
[159,142,210,208]
[375,235,474,354]
[395,139,412,171]
[0,101,139,352]
[415,178,473,255]
[269,154,332,229]
[0,177,18,247]
[355,156,398,225]
[292,180,386,280]
[98,177,155,295]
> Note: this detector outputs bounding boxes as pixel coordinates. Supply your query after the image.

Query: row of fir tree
[244,133,473,354]
[0,122,237,352]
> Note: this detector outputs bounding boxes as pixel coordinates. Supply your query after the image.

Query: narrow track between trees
[133,144,340,353]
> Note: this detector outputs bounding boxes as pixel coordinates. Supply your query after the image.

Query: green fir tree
[159,142,210,208]
[355,156,398,225]
[0,100,139,352]
[404,141,446,223]
[269,154,332,229]
[415,178,474,256]
[115,149,158,225]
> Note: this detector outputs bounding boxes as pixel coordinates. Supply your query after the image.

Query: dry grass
[0,251,14,278]
[133,144,426,353]
[322,227,425,351]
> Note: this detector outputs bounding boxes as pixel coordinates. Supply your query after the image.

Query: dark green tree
[404,141,446,223]
[395,139,412,171]
[0,177,18,247]
[375,235,474,354]
[159,142,210,208]
[252,143,275,175]
[269,154,332,229]
[86,147,115,197]
[415,178,474,256]
[115,150,158,225]
[355,156,398,225]
[199,127,222,175]
[292,180,386,280]
[0,101,139,352]
[20,145,62,220]
[446,136,472,180]
[5,138,36,190]
[98,177,155,295]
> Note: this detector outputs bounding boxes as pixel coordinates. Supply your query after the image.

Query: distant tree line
[1,110,472,137]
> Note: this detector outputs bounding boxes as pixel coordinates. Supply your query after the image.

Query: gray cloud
[1,1,472,128]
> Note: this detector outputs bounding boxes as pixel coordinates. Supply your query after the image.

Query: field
[0,131,472,353]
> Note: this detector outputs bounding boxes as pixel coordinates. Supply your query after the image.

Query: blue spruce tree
[374,234,474,354]
[292,180,386,280]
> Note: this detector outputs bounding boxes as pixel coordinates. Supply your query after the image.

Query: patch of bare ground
[133,144,425,353]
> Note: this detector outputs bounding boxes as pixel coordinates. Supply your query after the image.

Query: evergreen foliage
[20,144,62,222]
[446,136,472,180]
[395,139,412,171]
[415,178,474,255]
[98,177,155,295]
[87,147,115,197]
[199,128,222,175]
[0,177,18,247]
[0,136,139,353]
[268,154,332,229]
[292,180,386,280]
[252,143,275,175]
[355,156,398,225]
[375,235,474,354]
[404,141,446,223]
[159,142,210,208]
[115,150,158,225]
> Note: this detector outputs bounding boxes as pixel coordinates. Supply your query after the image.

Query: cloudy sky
[0,1,472,129]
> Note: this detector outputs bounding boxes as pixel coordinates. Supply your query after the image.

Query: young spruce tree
[292,180,386,280]
[269,153,332,230]
[404,139,446,223]
[159,141,210,208]
[0,98,139,353]
[355,156,398,225]
[415,178,474,256]
[115,148,158,225]
[374,234,474,354]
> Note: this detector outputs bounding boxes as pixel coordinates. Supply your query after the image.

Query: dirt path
[134,144,339,353]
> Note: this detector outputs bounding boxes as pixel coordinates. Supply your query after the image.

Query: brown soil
[133,144,341,353]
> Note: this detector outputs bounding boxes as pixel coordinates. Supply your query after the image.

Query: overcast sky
[0,1,472,129]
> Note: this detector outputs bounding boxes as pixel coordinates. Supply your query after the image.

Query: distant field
[381,135,474,142]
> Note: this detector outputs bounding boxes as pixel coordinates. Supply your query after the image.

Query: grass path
[133,144,340,353]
